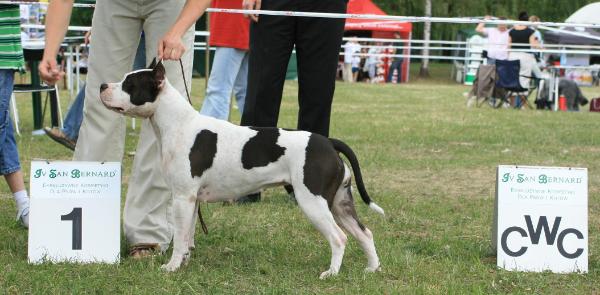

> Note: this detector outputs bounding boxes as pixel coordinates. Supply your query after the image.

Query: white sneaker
[16,200,30,228]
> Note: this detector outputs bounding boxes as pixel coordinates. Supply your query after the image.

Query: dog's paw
[364,264,381,273]
[160,261,181,272]
[319,269,338,279]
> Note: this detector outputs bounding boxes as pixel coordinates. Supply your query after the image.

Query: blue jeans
[200,47,249,120]
[62,85,85,140]
[62,35,147,141]
[0,70,21,175]
[387,60,403,83]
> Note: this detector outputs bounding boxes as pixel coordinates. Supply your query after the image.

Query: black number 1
[61,208,82,250]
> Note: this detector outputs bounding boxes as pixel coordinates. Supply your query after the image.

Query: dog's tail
[330,138,384,216]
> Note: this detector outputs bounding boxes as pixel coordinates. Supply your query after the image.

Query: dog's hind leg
[161,196,196,272]
[294,187,348,279]
[332,179,381,273]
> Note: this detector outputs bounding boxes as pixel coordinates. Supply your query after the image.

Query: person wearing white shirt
[343,38,360,82]
[476,16,510,64]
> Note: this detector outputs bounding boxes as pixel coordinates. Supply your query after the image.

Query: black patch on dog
[121,71,161,106]
[241,127,286,169]
[121,61,165,106]
[303,134,344,208]
[189,130,218,178]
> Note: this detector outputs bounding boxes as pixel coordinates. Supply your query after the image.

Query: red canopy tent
[345,0,412,82]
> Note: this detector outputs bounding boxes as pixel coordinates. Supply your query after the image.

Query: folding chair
[10,48,63,136]
[494,59,538,109]
[10,84,63,136]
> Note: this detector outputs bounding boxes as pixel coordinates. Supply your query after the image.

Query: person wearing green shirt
[0,4,30,228]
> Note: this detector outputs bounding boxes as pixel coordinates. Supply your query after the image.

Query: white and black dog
[99,59,384,278]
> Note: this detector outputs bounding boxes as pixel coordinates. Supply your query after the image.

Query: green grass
[1,64,599,294]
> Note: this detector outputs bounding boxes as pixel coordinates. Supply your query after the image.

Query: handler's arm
[476,15,490,35]
[39,0,74,85]
[159,0,212,61]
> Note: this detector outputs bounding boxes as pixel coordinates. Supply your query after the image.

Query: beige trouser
[73,0,194,251]
[343,63,353,82]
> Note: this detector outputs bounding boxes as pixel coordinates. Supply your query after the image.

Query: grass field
[1,63,599,294]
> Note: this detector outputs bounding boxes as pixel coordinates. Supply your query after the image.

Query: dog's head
[99,58,165,118]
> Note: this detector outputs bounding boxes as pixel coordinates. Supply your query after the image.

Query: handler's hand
[158,31,186,61]
[38,57,64,85]
[84,30,92,45]
[242,0,261,22]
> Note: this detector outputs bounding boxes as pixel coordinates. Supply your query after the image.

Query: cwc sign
[493,166,588,273]
[501,215,584,259]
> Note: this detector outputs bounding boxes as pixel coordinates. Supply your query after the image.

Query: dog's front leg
[188,199,199,251]
[161,196,196,272]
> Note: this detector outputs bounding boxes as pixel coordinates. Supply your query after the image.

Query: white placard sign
[493,165,588,273]
[28,161,121,264]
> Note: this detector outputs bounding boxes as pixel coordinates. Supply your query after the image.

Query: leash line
[179,59,193,106]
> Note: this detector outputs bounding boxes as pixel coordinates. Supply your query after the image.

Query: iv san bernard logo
[495,165,588,273]
[33,168,118,179]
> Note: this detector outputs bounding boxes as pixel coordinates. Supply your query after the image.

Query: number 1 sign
[28,161,121,264]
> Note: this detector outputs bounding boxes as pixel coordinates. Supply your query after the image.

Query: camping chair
[494,59,538,109]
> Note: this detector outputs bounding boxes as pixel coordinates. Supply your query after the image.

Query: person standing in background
[343,37,360,82]
[0,4,30,228]
[365,41,381,82]
[528,15,544,62]
[39,0,211,258]
[238,0,347,202]
[508,11,543,88]
[351,42,362,82]
[476,15,509,65]
[199,0,250,120]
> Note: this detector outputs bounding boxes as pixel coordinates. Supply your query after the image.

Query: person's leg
[368,64,376,81]
[62,35,145,144]
[232,50,249,116]
[0,69,29,227]
[199,47,246,120]
[294,0,346,137]
[238,0,295,203]
[132,33,147,70]
[344,63,353,82]
[240,0,295,128]
[61,84,86,141]
[122,0,195,252]
[73,1,142,162]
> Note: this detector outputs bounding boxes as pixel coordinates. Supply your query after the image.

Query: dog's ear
[153,60,166,89]
[148,57,157,69]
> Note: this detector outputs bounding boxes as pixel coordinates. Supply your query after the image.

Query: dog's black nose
[100,83,108,93]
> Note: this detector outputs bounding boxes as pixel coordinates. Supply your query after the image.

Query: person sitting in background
[476,15,509,65]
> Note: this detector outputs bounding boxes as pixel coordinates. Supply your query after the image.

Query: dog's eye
[122,79,134,94]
